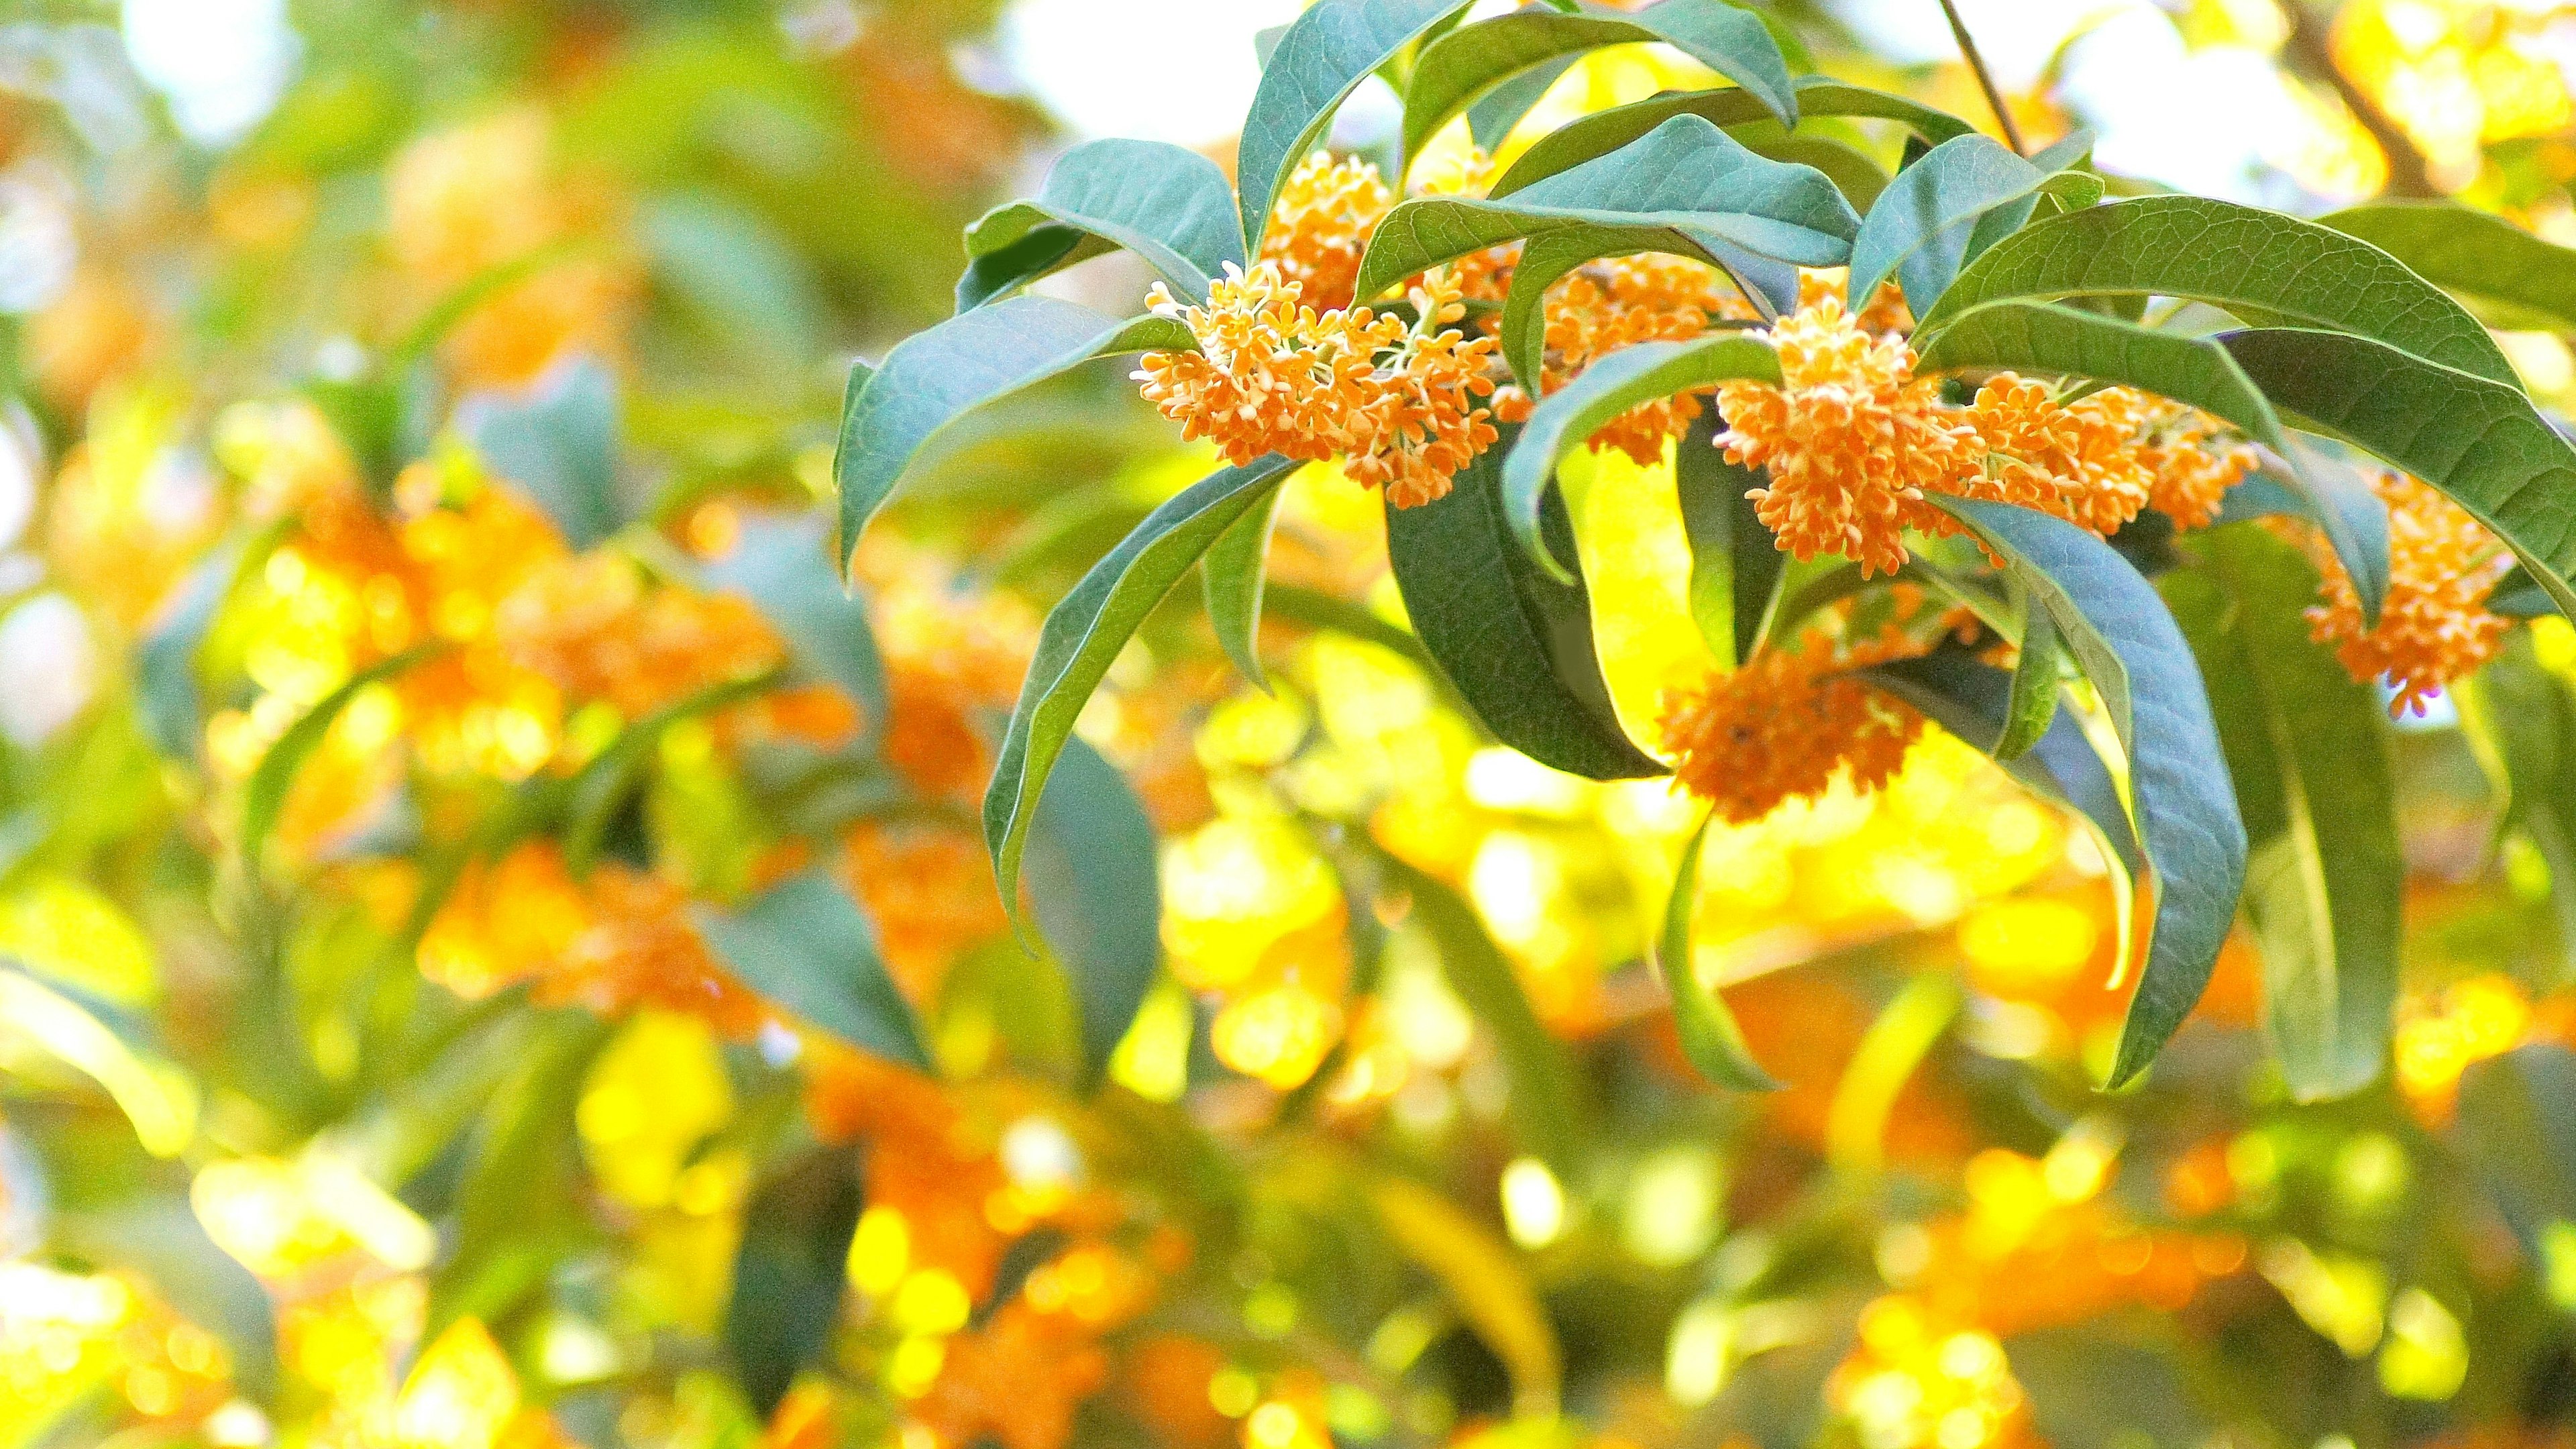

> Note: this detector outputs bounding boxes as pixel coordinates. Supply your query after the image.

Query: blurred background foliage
[0,4,2574,1449]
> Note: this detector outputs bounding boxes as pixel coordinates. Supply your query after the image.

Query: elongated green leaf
[2456,1044,2576,1252]
[1750,134,1888,213]
[1467,55,1575,151]
[2213,446,2394,627]
[1659,812,1778,1089]
[1933,498,2247,1085]
[58,1200,278,1397]
[432,1014,608,1339]
[562,669,783,874]
[1401,0,1794,163]
[694,869,929,1069]
[1021,737,1163,1085]
[1385,429,1664,779]
[1847,133,2048,313]
[1674,411,1778,666]
[2323,201,2576,333]
[1239,0,1470,247]
[244,644,448,867]
[1492,78,1975,197]
[0,965,197,1159]
[961,140,1246,309]
[1917,197,2518,386]
[2165,527,2400,1101]
[987,458,1299,920]
[2457,639,2576,985]
[1996,596,2060,762]
[700,513,888,739]
[727,1148,863,1416]
[1501,335,1780,580]
[2218,326,2576,619]
[1377,853,1587,1169]
[461,356,623,549]
[835,299,1193,566]
[1202,482,1287,686]
[1356,115,1859,306]
[1858,651,2143,877]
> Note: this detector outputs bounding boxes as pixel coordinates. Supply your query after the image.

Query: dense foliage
[6,3,2576,1449]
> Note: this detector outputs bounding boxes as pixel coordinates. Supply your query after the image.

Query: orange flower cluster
[1717,282,2259,577]
[1477,252,1756,465]
[1255,152,1393,312]
[2293,472,2512,716]
[1136,263,1500,507]
[1659,627,1928,824]
[1716,289,1972,578]
[495,553,784,720]
[417,840,770,1038]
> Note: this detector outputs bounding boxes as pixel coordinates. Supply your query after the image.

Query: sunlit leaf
[1201,482,1286,686]
[1845,132,2096,315]
[243,643,449,870]
[1238,0,1472,248]
[0,964,196,1158]
[1371,1173,1563,1417]
[56,1199,278,1397]
[2323,201,2576,334]
[961,140,1246,309]
[1657,811,1778,1090]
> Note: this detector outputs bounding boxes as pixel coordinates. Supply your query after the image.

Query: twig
[2277,0,2438,197]
[1935,0,2025,155]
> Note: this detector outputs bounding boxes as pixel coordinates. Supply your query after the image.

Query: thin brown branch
[1935,0,2026,155]
[2278,0,2438,197]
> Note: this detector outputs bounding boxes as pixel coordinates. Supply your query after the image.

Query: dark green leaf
[835,299,1193,566]
[1917,196,2519,387]
[1385,429,1664,779]
[1658,811,1779,1089]
[727,1148,863,1417]
[244,644,449,869]
[2167,527,2401,1100]
[1238,0,1472,248]
[1748,135,1888,213]
[1499,335,1780,579]
[986,458,1300,923]
[694,869,930,1070]
[2322,201,2576,333]
[1400,0,1795,164]
[2212,446,2393,627]
[1932,498,2247,1086]
[461,356,623,549]
[1995,593,2060,762]
[1202,482,1287,686]
[699,513,889,741]
[961,140,1247,309]
[1021,737,1164,1086]
[2218,326,2576,618]
[1674,411,1778,666]
[1491,78,1975,198]
[1358,116,1858,308]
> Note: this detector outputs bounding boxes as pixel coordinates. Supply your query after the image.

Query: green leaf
[56,1200,278,1397]
[1658,811,1779,1090]
[1385,428,1664,779]
[1916,196,2519,387]
[461,356,624,549]
[1399,0,1794,164]
[2214,447,2394,628]
[727,1148,863,1417]
[1202,482,1287,686]
[1932,498,2247,1086]
[1466,55,1575,152]
[1238,0,1472,248]
[561,669,784,875]
[639,191,824,363]
[1368,1173,1563,1417]
[1357,115,1858,308]
[1859,650,2143,879]
[1674,411,1778,666]
[2457,638,2576,985]
[986,458,1299,924]
[960,140,1247,309]
[2456,1044,2576,1252]
[431,1013,608,1340]
[2218,326,2576,619]
[243,644,449,869]
[2167,527,2400,1100]
[1847,133,2098,316]
[1995,593,2061,762]
[2322,201,2576,333]
[1376,853,1587,1169]
[1748,134,1888,213]
[1499,335,1780,580]
[834,299,1193,567]
[138,519,289,759]
[699,513,889,741]
[1491,78,1975,198]
[694,869,930,1070]
[1021,737,1163,1087]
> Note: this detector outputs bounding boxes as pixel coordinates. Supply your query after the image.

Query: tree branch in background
[2279,0,2439,198]
[1936,0,2026,155]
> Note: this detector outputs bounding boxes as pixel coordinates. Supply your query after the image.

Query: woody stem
[1935,0,2026,156]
